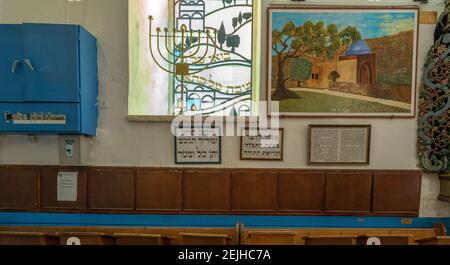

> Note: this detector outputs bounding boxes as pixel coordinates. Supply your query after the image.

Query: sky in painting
[272,11,416,39]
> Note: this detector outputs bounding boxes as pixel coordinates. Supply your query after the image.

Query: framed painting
[267,6,420,118]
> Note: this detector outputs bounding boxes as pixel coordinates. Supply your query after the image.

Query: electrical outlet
[58,135,90,165]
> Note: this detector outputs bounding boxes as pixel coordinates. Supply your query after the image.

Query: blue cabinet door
[0,25,25,102]
[23,24,80,103]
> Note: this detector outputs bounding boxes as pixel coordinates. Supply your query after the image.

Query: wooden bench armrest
[0,231,48,236]
[113,233,172,239]
[415,236,450,243]
[359,234,413,238]
[248,231,297,236]
[434,223,447,236]
[55,232,111,237]
[180,233,231,239]
[303,235,357,239]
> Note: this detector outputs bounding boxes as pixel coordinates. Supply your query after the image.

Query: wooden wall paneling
[278,171,325,213]
[325,172,373,214]
[0,165,424,216]
[231,171,278,212]
[183,170,230,212]
[372,171,421,215]
[40,166,88,210]
[88,168,135,211]
[136,169,182,211]
[0,166,38,210]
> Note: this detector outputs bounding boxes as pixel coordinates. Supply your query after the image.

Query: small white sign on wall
[241,128,284,161]
[174,127,222,164]
[57,172,78,202]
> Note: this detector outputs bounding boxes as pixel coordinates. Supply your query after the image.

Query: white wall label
[174,127,221,164]
[241,129,284,161]
[57,172,78,202]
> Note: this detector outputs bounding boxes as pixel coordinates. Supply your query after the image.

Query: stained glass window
[172,0,255,116]
[128,0,259,117]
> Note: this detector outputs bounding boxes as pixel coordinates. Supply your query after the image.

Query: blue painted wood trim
[0,213,449,233]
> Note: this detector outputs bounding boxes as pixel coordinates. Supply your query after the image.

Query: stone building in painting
[298,40,376,90]
[338,40,376,86]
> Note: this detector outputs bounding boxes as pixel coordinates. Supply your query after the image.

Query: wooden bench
[416,236,450,245]
[56,232,116,245]
[0,226,240,245]
[0,223,445,246]
[114,233,173,245]
[303,235,357,245]
[179,233,231,245]
[241,223,447,245]
[356,234,414,245]
[0,231,60,245]
[244,231,297,245]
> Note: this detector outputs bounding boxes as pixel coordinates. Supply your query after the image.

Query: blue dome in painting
[346,40,372,56]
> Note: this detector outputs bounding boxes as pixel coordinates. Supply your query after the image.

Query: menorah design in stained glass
[149,0,254,116]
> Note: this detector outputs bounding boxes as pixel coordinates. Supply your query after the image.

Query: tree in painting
[218,22,226,49]
[290,58,312,87]
[222,0,232,7]
[243,12,252,21]
[226,35,240,52]
[271,21,361,100]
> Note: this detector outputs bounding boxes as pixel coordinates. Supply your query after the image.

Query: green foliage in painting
[227,35,240,52]
[271,20,361,100]
[218,22,226,49]
[243,12,252,21]
[232,17,238,30]
[290,58,312,87]
[222,0,233,7]
[185,36,191,48]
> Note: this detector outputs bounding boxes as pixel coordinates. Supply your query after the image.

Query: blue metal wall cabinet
[0,23,98,136]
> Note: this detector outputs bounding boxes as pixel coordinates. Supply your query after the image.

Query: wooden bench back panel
[115,236,172,245]
[304,237,356,245]
[416,236,450,245]
[245,231,298,245]
[0,234,59,245]
[58,235,116,245]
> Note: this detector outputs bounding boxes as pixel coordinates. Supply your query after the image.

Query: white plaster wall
[0,0,449,217]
